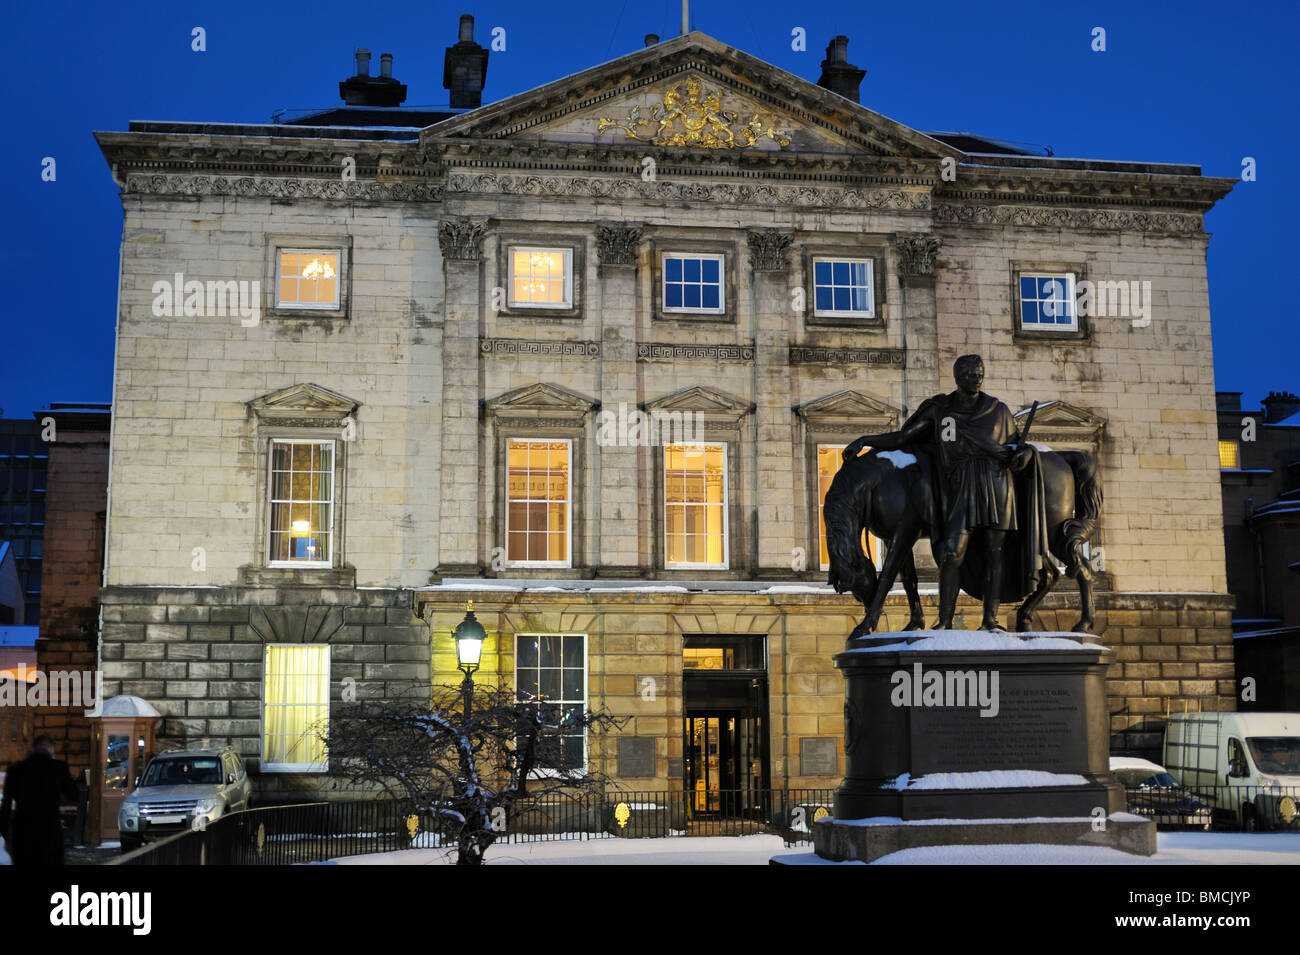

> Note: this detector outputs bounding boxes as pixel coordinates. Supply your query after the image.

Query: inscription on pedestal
[913,684,1085,773]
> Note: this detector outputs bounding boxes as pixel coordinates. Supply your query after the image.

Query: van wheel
[119,836,141,854]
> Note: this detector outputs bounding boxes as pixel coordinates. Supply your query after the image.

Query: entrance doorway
[682,636,770,820]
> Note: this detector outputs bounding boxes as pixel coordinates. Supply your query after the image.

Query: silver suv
[118,747,252,852]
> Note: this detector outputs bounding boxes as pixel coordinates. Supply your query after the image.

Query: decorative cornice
[122,173,442,202]
[894,233,942,276]
[790,346,905,366]
[934,202,1203,235]
[481,338,600,359]
[747,229,794,271]
[446,172,931,212]
[438,217,487,260]
[638,342,755,362]
[595,225,642,267]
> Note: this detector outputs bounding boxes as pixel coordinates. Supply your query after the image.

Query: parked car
[1164,712,1300,831]
[117,746,252,852]
[1110,756,1211,830]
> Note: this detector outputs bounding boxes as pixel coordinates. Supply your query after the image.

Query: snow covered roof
[1109,756,1165,774]
[99,695,160,718]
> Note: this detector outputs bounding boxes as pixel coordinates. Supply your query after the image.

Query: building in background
[1217,390,1300,709]
[0,624,38,767]
[93,19,1235,803]
[0,417,48,623]
[28,403,112,782]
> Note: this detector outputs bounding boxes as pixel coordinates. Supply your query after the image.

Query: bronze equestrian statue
[826,354,1101,636]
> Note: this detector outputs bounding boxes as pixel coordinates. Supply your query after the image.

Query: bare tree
[326,684,623,865]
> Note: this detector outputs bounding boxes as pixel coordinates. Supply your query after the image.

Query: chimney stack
[444,13,490,109]
[817,35,866,103]
[339,46,407,106]
[1262,391,1300,424]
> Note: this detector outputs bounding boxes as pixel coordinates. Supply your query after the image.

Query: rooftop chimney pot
[355,48,371,77]
[379,53,393,78]
[644,33,660,46]
[445,13,490,109]
[817,35,866,104]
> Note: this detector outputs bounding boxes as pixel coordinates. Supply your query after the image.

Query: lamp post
[453,600,486,717]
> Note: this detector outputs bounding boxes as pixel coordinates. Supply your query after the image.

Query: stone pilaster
[747,229,795,575]
[595,225,643,572]
[436,218,487,575]
[895,232,942,416]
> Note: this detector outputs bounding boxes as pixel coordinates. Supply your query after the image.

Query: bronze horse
[824,447,1102,636]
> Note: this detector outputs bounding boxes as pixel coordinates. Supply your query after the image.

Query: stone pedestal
[804,630,1154,862]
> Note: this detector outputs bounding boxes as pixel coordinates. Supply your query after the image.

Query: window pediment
[797,390,900,433]
[1013,400,1106,448]
[484,382,598,427]
[643,386,752,427]
[248,383,359,428]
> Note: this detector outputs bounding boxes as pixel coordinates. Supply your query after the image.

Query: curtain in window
[263,644,330,767]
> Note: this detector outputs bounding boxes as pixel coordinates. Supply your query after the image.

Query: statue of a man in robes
[843,354,1036,630]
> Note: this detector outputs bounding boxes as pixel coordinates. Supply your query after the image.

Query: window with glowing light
[1218,440,1239,469]
[262,644,330,772]
[515,634,587,773]
[664,443,728,568]
[505,439,571,566]
[509,247,572,308]
[267,440,334,566]
[817,444,881,571]
[277,250,341,309]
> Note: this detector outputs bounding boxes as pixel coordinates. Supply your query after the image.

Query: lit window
[510,248,571,307]
[268,440,334,566]
[515,634,587,772]
[506,439,571,566]
[662,253,725,314]
[664,443,728,568]
[1019,273,1077,330]
[277,250,340,309]
[262,644,330,772]
[813,258,874,317]
[817,445,879,571]
[1218,440,1239,469]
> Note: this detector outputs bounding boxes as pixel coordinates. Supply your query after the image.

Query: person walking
[0,735,81,866]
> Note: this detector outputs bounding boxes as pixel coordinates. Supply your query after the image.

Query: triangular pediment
[424,34,957,162]
[796,390,901,427]
[248,383,358,421]
[643,385,752,420]
[485,382,598,415]
[1014,400,1106,447]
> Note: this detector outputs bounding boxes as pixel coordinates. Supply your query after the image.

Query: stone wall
[99,585,427,802]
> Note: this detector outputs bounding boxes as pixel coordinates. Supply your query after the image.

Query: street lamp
[453,601,486,713]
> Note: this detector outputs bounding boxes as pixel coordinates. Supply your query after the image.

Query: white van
[1163,712,1300,830]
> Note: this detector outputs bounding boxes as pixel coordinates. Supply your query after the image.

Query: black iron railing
[113,788,837,865]
[1122,784,1300,832]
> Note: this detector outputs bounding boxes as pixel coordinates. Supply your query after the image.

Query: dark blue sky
[1,0,1294,417]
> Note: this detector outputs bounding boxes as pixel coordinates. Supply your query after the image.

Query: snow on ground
[848,631,1099,653]
[327,834,792,865]
[323,831,1300,866]
[883,770,1089,790]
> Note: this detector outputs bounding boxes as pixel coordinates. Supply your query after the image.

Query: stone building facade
[1216,390,1300,709]
[94,28,1235,802]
